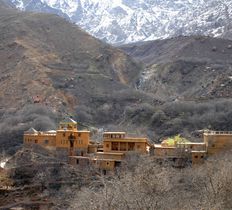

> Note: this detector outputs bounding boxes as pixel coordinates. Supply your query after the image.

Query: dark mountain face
[121,36,232,100]
[120,36,232,137]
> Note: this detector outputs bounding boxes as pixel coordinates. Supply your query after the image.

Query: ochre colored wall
[191,152,206,165]
[55,131,89,149]
[204,134,232,155]
[103,140,147,154]
[177,143,206,151]
[97,160,115,171]
[88,145,98,153]
[96,153,124,160]
[154,147,178,157]
[24,130,90,150]
[134,142,147,153]
[24,134,56,147]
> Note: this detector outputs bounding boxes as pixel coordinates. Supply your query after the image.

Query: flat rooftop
[96,152,125,155]
[104,132,126,134]
[56,130,90,133]
[191,151,207,153]
[177,142,206,145]
[104,138,148,142]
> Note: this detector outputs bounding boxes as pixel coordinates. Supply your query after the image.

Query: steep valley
[1,1,232,209]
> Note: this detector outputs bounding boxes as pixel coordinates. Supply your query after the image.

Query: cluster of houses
[23,118,232,173]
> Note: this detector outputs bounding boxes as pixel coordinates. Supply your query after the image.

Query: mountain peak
[6,0,232,44]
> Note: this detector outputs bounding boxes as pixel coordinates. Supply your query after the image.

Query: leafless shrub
[0,104,57,154]
[70,151,232,210]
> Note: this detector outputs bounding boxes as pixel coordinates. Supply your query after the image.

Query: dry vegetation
[0,3,232,209]
[70,152,232,210]
[2,147,232,209]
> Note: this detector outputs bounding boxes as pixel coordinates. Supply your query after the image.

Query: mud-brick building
[151,131,232,166]
[70,131,151,172]
[103,132,149,154]
[203,130,232,155]
[24,118,91,158]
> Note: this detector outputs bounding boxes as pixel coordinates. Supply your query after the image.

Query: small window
[107,162,109,165]
[194,155,198,159]
[44,140,49,144]
[137,145,141,148]
[76,159,79,165]
[106,144,109,148]
[35,139,38,144]
[63,133,66,137]
[201,155,204,159]
[78,133,81,137]
[212,144,215,147]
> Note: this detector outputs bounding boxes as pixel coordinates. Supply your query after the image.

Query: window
[137,145,141,149]
[107,162,109,165]
[76,159,79,165]
[63,133,66,137]
[194,155,198,159]
[201,156,204,159]
[78,133,81,137]
[112,142,119,151]
[106,144,109,148]
[35,140,38,144]
[44,140,49,144]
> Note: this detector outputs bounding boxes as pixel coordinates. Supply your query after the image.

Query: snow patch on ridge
[8,0,232,44]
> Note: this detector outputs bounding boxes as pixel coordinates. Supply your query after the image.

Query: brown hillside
[0,5,144,111]
[0,3,154,152]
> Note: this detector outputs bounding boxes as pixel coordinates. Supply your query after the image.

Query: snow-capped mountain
[8,0,232,44]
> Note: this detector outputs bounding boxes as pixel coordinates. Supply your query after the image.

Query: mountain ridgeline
[8,0,232,44]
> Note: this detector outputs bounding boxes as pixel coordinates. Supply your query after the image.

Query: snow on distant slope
[8,0,232,44]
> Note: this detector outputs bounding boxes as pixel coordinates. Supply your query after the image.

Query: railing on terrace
[204,130,232,135]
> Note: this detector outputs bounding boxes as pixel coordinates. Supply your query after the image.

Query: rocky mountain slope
[120,36,232,137]
[0,2,154,152]
[7,0,232,44]
[121,36,232,100]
